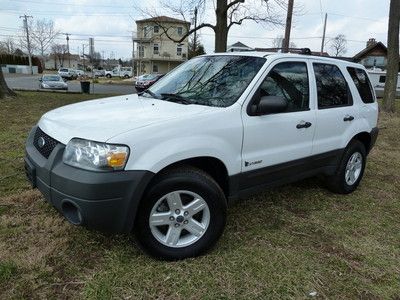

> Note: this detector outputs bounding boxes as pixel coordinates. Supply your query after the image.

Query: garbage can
[80,81,91,94]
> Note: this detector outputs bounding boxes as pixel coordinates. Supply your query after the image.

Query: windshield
[43,75,61,81]
[147,55,266,107]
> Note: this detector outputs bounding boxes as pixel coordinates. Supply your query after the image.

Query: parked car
[93,69,105,78]
[58,68,77,80]
[39,74,68,90]
[105,66,133,79]
[75,69,85,77]
[25,52,378,260]
[135,73,164,92]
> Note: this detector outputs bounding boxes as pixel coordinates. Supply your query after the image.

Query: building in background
[133,16,190,75]
[227,42,253,52]
[353,38,389,70]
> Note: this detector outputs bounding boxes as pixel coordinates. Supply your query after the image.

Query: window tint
[347,67,375,103]
[313,63,352,108]
[259,62,309,112]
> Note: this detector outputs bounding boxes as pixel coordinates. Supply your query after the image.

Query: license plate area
[24,158,36,188]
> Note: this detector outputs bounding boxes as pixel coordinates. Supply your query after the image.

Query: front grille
[33,127,59,159]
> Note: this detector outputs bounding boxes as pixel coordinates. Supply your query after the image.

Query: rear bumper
[25,126,154,233]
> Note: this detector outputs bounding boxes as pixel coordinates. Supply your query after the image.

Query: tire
[325,140,366,194]
[106,74,111,78]
[134,167,227,260]
[124,74,129,79]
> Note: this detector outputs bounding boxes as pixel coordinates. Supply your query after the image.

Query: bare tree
[0,67,16,99]
[139,0,287,52]
[330,34,347,57]
[51,44,68,68]
[0,37,16,54]
[272,35,296,48]
[383,0,400,113]
[30,19,59,59]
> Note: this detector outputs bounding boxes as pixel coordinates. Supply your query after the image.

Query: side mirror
[39,78,42,82]
[251,96,288,115]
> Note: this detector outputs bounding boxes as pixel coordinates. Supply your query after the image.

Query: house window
[154,25,159,33]
[177,45,182,56]
[138,45,144,58]
[153,43,159,55]
[379,75,386,83]
[153,64,158,73]
[177,27,183,36]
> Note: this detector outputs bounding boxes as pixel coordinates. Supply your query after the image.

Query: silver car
[39,75,68,90]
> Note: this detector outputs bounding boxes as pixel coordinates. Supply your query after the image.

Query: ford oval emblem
[38,137,46,148]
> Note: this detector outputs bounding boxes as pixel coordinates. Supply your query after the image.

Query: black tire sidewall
[337,141,367,193]
[135,169,227,260]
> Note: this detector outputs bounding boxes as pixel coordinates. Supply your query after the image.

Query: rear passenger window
[313,63,352,109]
[347,67,375,103]
[259,61,309,113]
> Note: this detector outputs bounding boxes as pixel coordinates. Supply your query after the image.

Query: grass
[0,91,399,299]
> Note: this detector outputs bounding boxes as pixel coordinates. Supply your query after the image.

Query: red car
[135,74,164,92]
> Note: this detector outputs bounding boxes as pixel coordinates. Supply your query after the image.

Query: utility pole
[82,44,86,71]
[19,14,33,75]
[282,0,294,53]
[193,7,198,54]
[64,33,70,67]
[320,13,328,55]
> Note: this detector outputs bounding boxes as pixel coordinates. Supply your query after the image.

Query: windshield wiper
[160,93,194,105]
[139,90,159,99]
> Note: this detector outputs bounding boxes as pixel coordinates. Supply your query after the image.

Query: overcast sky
[0,0,390,59]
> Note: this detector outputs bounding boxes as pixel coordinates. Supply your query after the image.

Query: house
[353,38,388,69]
[227,42,253,52]
[133,16,190,75]
[44,54,81,70]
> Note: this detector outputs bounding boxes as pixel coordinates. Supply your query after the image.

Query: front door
[241,59,316,187]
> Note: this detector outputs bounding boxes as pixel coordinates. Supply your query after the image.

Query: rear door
[311,62,359,155]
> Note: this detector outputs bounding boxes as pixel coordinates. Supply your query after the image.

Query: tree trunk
[0,66,16,99]
[214,0,228,52]
[382,0,400,112]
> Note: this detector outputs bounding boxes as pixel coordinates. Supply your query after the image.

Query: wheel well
[352,132,371,153]
[152,157,230,197]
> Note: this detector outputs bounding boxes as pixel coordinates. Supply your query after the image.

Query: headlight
[42,83,49,88]
[63,138,129,171]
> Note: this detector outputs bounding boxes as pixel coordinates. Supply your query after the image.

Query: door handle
[343,115,354,122]
[296,121,312,129]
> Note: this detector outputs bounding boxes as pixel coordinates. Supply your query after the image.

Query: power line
[10,0,133,9]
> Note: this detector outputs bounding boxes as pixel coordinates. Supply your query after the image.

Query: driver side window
[260,61,310,113]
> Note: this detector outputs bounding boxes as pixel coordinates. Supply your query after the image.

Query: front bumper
[24,126,154,233]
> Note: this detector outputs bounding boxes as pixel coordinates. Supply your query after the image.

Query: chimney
[366,38,377,48]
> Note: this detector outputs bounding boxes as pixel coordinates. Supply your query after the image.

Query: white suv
[25,52,379,260]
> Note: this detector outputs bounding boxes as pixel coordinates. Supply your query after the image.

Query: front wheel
[325,140,366,194]
[134,167,227,260]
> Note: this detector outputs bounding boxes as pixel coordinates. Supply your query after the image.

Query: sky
[0,0,391,60]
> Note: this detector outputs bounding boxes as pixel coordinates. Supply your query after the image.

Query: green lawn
[0,92,399,299]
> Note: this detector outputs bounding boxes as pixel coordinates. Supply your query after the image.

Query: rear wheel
[106,74,111,78]
[325,140,366,194]
[135,167,227,260]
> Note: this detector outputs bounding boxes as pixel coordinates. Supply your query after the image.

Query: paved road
[4,74,137,95]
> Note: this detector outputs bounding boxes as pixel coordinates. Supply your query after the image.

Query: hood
[38,94,214,144]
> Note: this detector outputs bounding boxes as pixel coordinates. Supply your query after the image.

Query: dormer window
[154,25,159,33]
